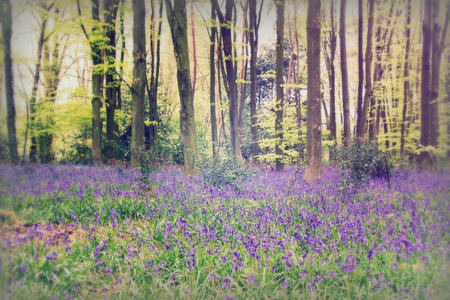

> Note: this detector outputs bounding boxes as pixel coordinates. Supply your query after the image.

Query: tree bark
[304,0,321,183]
[248,0,263,162]
[1,0,19,163]
[429,1,449,169]
[103,0,120,159]
[275,0,284,172]
[210,5,218,159]
[400,0,411,155]
[39,31,61,163]
[356,0,364,138]
[117,0,126,110]
[131,0,146,166]
[191,0,197,97]
[420,0,432,170]
[78,0,103,163]
[329,0,337,159]
[238,1,248,134]
[29,2,53,163]
[165,0,198,175]
[212,0,242,164]
[340,0,351,146]
[147,0,163,150]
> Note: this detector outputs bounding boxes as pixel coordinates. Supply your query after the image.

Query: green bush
[58,128,92,165]
[199,155,256,191]
[335,138,392,185]
[0,132,10,163]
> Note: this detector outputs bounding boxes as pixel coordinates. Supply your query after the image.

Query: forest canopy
[0,0,449,175]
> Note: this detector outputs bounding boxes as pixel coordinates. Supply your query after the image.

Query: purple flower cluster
[1,164,449,295]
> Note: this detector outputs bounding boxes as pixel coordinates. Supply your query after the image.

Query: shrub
[0,132,10,163]
[199,156,256,191]
[335,138,393,185]
[58,130,92,165]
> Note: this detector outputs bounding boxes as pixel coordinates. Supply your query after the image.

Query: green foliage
[199,152,256,190]
[0,131,11,163]
[58,126,92,165]
[257,98,305,165]
[335,138,393,185]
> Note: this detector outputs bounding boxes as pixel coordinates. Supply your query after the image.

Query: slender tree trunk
[356,0,364,137]
[40,33,60,163]
[429,0,440,167]
[165,0,198,175]
[400,0,411,155]
[340,0,351,145]
[285,14,294,105]
[77,0,104,163]
[304,0,321,183]
[29,5,51,163]
[380,96,389,149]
[1,0,19,163]
[131,0,146,166]
[420,0,432,170]
[322,97,329,130]
[103,0,120,159]
[210,4,218,158]
[293,2,303,163]
[117,0,126,110]
[329,0,337,159]
[274,0,284,172]
[147,0,164,150]
[238,1,248,133]
[212,0,242,164]
[429,1,449,169]
[369,17,382,142]
[191,0,197,97]
[248,0,263,162]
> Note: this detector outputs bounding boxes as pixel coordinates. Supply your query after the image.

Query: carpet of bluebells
[0,164,449,299]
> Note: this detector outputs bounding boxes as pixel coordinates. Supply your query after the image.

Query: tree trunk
[356,0,364,138]
[103,0,120,159]
[238,1,248,134]
[368,16,382,142]
[147,0,163,150]
[39,36,60,163]
[29,4,52,163]
[131,0,146,166]
[329,0,337,159]
[400,0,411,155]
[304,0,321,183]
[1,0,19,163]
[117,0,126,110]
[78,0,103,162]
[248,0,263,162]
[420,0,432,170]
[165,0,198,175]
[210,5,218,159]
[275,0,284,172]
[429,1,449,169]
[212,0,242,164]
[340,0,351,146]
[191,0,197,97]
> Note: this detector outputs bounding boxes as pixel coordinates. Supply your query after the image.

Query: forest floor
[0,164,449,299]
